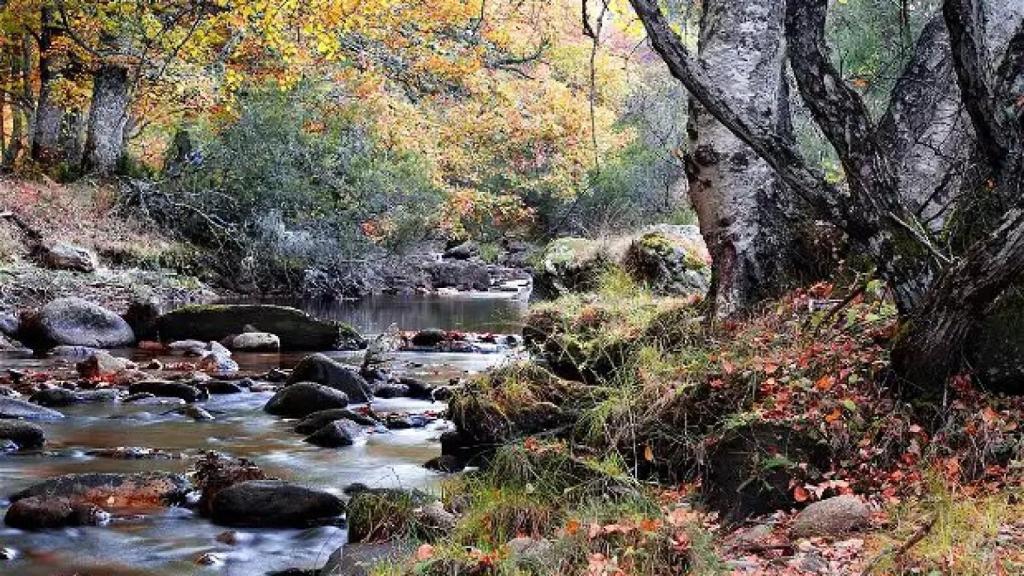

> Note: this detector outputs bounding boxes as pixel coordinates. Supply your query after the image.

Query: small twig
[859,514,937,576]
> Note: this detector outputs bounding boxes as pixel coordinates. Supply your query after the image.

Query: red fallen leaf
[793,485,810,502]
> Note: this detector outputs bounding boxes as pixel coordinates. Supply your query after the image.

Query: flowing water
[0,293,529,575]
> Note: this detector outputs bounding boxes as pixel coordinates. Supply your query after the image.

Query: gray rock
[197,352,239,374]
[0,397,64,420]
[29,388,82,407]
[286,354,372,403]
[76,351,136,379]
[197,380,245,395]
[230,332,280,352]
[264,383,349,418]
[168,339,207,355]
[0,420,45,449]
[790,495,870,539]
[40,242,97,273]
[19,298,134,349]
[443,240,479,260]
[506,537,553,563]
[0,312,19,337]
[209,480,345,528]
[320,542,414,576]
[49,345,100,357]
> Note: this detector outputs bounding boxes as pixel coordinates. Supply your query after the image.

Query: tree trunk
[82,64,129,175]
[686,0,812,317]
[31,6,64,167]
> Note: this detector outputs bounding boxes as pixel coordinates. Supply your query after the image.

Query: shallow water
[0,294,524,575]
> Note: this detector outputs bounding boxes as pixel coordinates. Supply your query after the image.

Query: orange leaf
[643,444,654,462]
[793,485,810,503]
[565,519,581,536]
[824,407,843,423]
[815,375,835,391]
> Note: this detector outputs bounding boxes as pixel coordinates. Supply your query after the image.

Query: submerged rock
[264,383,350,418]
[0,420,45,449]
[303,420,363,447]
[18,298,134,349]
[10,472,191,508]
[294,408,378,434]
[210,480,345,528]
[5,496,109,530]
[157,304,364,351]
[0,397,64,420]
[128,380,206,403]
[285,354,372,403]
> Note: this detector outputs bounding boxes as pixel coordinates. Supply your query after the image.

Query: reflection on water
[0,293,524,575]
[225,293,530,335]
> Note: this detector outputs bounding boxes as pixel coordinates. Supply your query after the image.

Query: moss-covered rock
[156,304,364,350]
[622,230,710,296]
[533,238,614,297]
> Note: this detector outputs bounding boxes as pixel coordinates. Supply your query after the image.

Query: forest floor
[367,273,1024,576]
[0,176,215,313]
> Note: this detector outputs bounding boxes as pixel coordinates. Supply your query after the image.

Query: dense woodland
[0,0,1023,575]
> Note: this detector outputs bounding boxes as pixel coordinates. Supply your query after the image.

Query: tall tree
[685,0,813,316]
[629,0,1024,393]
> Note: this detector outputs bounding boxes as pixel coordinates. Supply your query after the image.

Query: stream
[0,293,529,575]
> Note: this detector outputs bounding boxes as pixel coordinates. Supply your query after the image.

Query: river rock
[11,472,191,508]
[49,345,101,357]
[40,242,98,273]
[209,480,345,528]
[411,328,447,347]
[4,496,109,530]
[264,383,349,418]
[285,354,372,403]
[372,381,409,399]
[157,304,364,351]
[197,352,239,374]
[0,420,45,449]
[123,299,161,341]
[426,259,491,291]
[77,351,136,379]
[197,380,245,395]
[28,388,82,407]
[443,240,479,260]
[790,495,871,539]
[0,397,64,420]
[294,409,379,434]
[0,312,19,337]
[168,339,208,355]
[18,298,134,349]
[303,420,364,447]
[192,452,270,515]
[229,332,280,352]
[128,380,206,403]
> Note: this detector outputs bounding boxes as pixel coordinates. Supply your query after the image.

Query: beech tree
[629,0,1024,392]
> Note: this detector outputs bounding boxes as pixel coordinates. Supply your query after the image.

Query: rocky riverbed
[0,295,525,575]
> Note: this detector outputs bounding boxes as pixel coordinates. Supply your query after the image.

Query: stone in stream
[4,496,109,530]
[0,420,45,449]
[196,380,246,395]
[265,382,350,418]
[76,351,137,379]
[86,447,183,460]
[0,311,19,337]
[10,472,192,508]
[192,452,271,516]
[209,480,345,528]
[29,388,82,407]
[0,397,64,420]
[293,408,379,434]
[285,353,372,403]
[18,297,135,349]
[303,420,364,447]
[228,331,281,352]
[410,328,447,347]
[168,339,208,355]
[371,380,410,399]
[156,304,364,351]
[128,380,207,403]
[49,345,101,357]
[197,351,239,374]
[399,376,435,399]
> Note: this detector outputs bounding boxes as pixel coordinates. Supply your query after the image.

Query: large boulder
[426,259,491,291]
[702,422,830,524]
[39,242,98,273]
[156,304,364,351]
[264,383,350,418]
[192,452,270,516]
[11,472,191,508]
[18,298,134,349]
[0,420,45,449]
[790,495,871,539]
[622,229,710,296]
[0,397,64,421]
[209,480,345,528]
[286,354,372,403]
